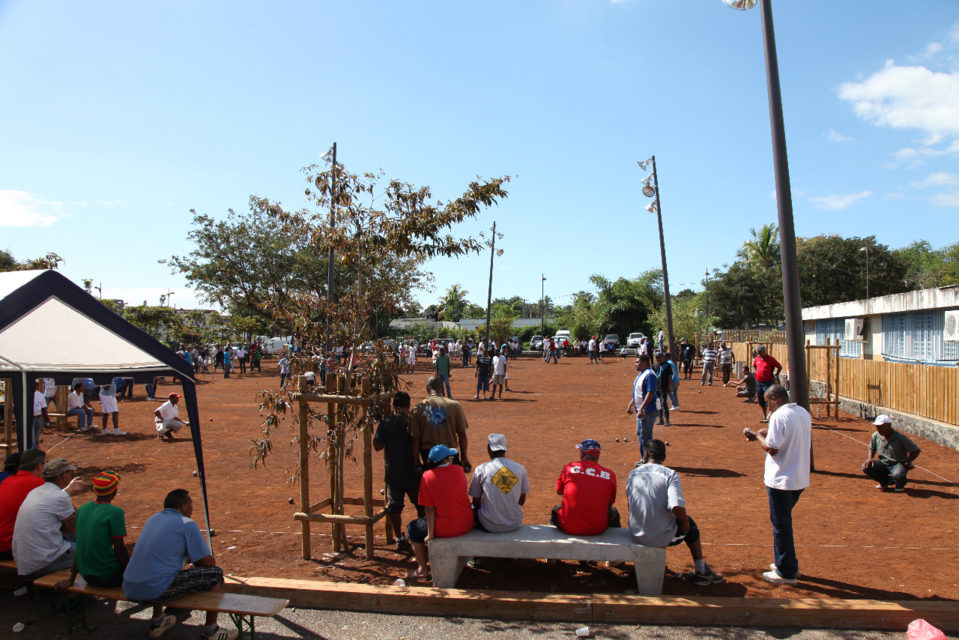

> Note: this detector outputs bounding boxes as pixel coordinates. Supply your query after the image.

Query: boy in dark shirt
[732,367,757,402]
[655,352,674,427]
[373,392,422,550]
[474,352,493,401]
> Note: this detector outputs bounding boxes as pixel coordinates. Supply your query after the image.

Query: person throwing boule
[743,384,810,586]
[862,415,920,493]
[155,393,189,441]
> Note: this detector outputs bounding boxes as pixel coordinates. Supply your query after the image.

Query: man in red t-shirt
[0,449,46,560]
[550,439,619,536]
[406,445,473,581]
[752,346,782,423]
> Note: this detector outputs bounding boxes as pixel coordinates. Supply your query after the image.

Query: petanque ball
[209,418,213,422]
[674,572,683,580]
[665,442,670,446]
[380,489,385,495]
[192,471,198,477]
[288,497,295,505]
[623,437,628,442]
[615,438,620,442]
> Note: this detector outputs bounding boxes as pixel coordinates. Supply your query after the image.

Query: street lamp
[860,246,870,300]
[320,144,338,355]
[722,0,809,412]
[483,222,504,349]
[703,270,710,319]
[540,275,547,336]
[639,156,676,355]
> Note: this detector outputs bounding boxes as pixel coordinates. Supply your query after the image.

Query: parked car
[604,334,620,350]
[626,332,646,348]
[530,335,544,350]
[554,330,572,344]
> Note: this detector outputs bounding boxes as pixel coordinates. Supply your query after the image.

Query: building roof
[802,286,959,321]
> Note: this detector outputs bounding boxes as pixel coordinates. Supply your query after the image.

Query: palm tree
[437,284,470,321]
[737,223,780,269]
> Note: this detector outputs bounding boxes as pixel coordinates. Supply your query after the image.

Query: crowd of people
[0,450,238,639]
[176,343,264,379]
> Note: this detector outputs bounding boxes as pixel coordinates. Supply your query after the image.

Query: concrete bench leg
[430,554,467,589]
[633,549,667,595]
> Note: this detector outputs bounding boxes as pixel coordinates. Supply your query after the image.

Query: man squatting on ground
[551,439,620,535]
[123,489,237,640]
[862,414,920,492]
[743,383,811,586]
[410,376,471,472]
[155,393,190,440]
[469,434,529,533]
[627,355,661,458]
[373,392,424,550]
[627,439,723,586]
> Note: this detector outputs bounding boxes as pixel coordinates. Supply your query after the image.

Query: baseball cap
[428,444,458,462]
[756,345,766,352]
[488,433,508,452]
[576,439,602,456]
[873,415,893,426]
[42,458,77,480]
[93,471,121,496]
[168,393,182,400]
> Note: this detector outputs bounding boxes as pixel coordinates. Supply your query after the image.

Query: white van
[553,330,572,344]
[264,336,294,355]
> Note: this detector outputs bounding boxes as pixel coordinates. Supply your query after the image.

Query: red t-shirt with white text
[417,464,473,539]
[555,460,617,536]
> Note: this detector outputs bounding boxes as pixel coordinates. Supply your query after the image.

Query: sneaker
[148,614,176,638]
[100,430,110,436]
[113,430,128,435]
[202,626,238,640]
[894,486,906,493]
[473,395,479,400]
[770,563,800,578]
[876,483,888,491]
[763,570,797,585]
[691,565,724,586]
[664,420,671,426]
[672,406,680,411]
[656,421,665,426]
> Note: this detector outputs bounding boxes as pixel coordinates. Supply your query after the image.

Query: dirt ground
[31,352,959,602]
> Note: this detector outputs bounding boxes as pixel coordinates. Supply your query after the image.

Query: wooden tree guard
[807,338,842,419]
[292,374,391,561]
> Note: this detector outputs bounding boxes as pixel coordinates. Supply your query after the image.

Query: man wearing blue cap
[405,444,473,581]
[551,439,619,536]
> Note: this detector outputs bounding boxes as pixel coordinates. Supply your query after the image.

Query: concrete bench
[428,524,666,595]
[33,571,288,640]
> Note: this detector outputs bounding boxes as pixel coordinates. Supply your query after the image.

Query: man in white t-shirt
[155,393,189,440]
[236,346,248,374]
[66,382,95,432]
[12,458,81,579]
[587,336,598,364]
[99,383,127,436]
[743,384,811,586]
[32,380,49,448]
[490,353,507,400]
[468,434,529,533]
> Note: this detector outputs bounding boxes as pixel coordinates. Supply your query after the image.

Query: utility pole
[326,142,337,356]
[540,275,546,335]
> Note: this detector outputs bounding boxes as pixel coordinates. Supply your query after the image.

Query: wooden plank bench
[33,571,289,640]
[427,524,666,595]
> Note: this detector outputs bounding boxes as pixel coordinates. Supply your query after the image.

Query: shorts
[407,517,429,544]
[491,374,505,386]
[476,375,490,392]
[756,379,773,407]
[85,571,124,588]
[667,516,701,547]
[137,566,224,605]
[386,483,419,514]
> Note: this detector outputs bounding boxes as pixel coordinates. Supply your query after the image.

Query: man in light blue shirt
[123,490,235,640]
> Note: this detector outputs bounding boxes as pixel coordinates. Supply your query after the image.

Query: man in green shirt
[861,415,921,493]
[434,346,452,398]
[57,471,129,590]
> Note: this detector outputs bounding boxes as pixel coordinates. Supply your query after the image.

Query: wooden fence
[729,342,959,427]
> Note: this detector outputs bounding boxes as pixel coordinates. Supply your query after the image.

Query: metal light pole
[703,271,710,319]
[725,0,809,412]
[483,222,503,349]
[540,275,546,335]
[640,156,675,356]
[326,143,337,356]
[860,246,870,300]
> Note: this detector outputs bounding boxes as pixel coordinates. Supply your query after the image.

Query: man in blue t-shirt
[123,490,236,640]
[626,355,661,458]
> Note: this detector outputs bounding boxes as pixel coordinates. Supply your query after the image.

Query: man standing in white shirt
[236,346,248,374]
[32,380,49,448]
[468,434,529,533]
[743,384,811,586]
[66,383,95,432]
[155,393,189,441]
[13,458,81,580]
[588,336,598,364]
[99,383,127,436]
[490,351,507,400]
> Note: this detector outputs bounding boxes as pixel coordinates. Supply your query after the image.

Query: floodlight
[643,185,656,198]
[646,201,658,213]
[637,158,653,171]
[497,249,504,257]
[723,0,757,9]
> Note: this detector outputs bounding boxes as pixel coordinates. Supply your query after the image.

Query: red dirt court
[33,353,959,602]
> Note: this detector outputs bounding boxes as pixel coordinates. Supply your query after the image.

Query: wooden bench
[427,524,666,595]
[33,571,288,640]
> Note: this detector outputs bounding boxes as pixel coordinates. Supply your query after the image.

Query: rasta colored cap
[93,471,121,496]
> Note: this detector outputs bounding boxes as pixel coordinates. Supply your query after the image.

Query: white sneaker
[100,429,110,436]
[763,569,797,585]
[672,406,680,411]
[202,625,239,640]
[148,614,176,638]
[770,563,800,578]
[113,430,128,435]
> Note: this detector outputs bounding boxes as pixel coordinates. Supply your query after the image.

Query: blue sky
[2,0,958,313]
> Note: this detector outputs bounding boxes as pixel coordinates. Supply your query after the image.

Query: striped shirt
[702,348,718,364]
[718,348,733,365]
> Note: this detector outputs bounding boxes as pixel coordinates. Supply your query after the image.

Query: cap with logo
[487,433,508,452]
[576,439,602,456]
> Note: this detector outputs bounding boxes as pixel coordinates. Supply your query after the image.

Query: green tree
[650,293,716,342]
[588,270,663,340]
[895,240,959,289]
[436,284,470,321]
[736,223,780,269]
[797,235,908,306]
[123,304,182,342]
[0,250,64,272]
[707,262,783,329]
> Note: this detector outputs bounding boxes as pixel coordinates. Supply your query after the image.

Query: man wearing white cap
[469,434,530,533]
[862,415,921,493]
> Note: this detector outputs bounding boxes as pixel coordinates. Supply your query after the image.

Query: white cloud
[883,192,906,200]
[930,192,959,207]
[908,42,943,62]
[94,200,122,207]
[911,172,959,188]
[950,21,959,45]
[827,129,854,142]
[0,190,68,227]
[809,191,872,211]
[838,61,959,142]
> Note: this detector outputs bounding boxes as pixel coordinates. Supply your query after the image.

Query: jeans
[668,379,679,408]
[223,363,232,378]
[637,410,659,457]
[701,362,714,385]
[31,417,42,449]
[658,390,670,422]
[551,349,560,363]
[440,374,451,397]
[145,383,156,399]
[767,487,803,580]
[67,407,94,430]
[863,460,909,489]
[22,540,76,581]
[476,375,490,392]
[756,379,773,408]
[238,357,247,373]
